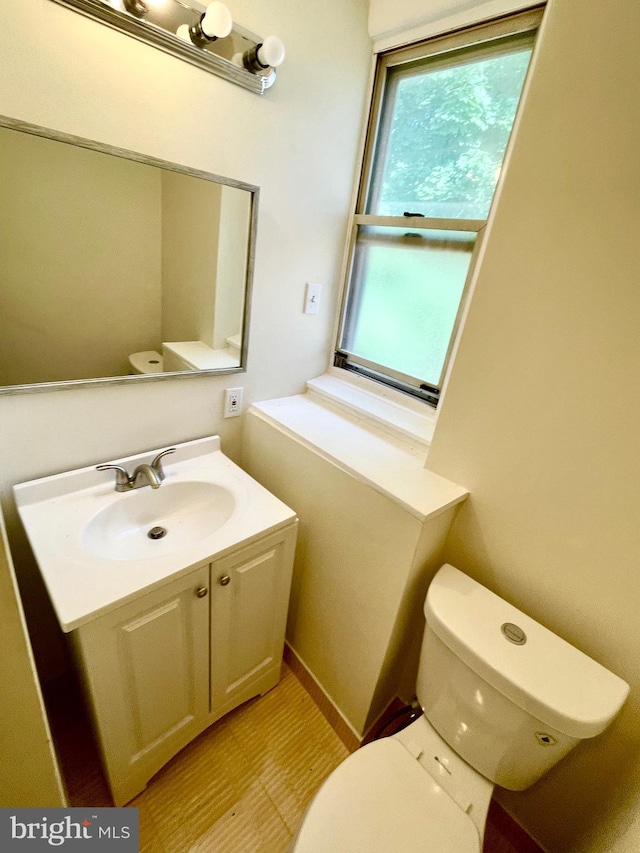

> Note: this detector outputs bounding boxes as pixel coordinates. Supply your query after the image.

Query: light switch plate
[304,282,321,314]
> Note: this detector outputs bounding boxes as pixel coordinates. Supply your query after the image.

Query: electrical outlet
[304,282,321,314]
[224,387,243,418]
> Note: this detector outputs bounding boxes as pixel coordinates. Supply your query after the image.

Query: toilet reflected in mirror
[128,352,164,375]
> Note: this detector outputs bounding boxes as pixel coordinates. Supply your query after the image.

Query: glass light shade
[258,36,285,68]
[201,1,233,39]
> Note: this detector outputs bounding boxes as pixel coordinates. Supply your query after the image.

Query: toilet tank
[417,565,629,790]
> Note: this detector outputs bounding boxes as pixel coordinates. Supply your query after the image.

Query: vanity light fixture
[122,0,146,16]
[122,0,168,18]
[235,36,285,74]
[50,0,284,93]
[178,1,232,48]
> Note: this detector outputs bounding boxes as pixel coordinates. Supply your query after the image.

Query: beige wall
[160,170,221,346]
[0,508,64,807]
[427,0,640,850]
[0,0,370,803]
[0,128,162,384]
[214,184,251,349]
[161,177,249,351]
[243,411,456,736]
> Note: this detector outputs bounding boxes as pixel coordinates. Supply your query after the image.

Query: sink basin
[83,481,235,561]
[13,435,298,632]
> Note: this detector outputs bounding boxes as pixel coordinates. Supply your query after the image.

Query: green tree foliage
[376,48,531,219]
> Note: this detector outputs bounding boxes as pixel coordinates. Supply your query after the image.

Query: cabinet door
[73,565,210,805]
[210,524,297,717]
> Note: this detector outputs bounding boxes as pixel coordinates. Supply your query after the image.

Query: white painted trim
[371,0,539,52]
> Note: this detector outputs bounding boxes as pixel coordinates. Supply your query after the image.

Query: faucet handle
[150,447,176,481]
[96,464,132,490]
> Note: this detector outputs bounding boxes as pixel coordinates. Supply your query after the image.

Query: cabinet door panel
[122,597,201,750]
[210,526,296,715]
[227,547,278,681]
[73,566,209,804]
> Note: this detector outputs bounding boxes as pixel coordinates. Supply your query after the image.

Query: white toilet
[128,350,164,374]
[292,564,629,852]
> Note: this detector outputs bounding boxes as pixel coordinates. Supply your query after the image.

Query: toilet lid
[293,738,480,853]
[128,351,163,373]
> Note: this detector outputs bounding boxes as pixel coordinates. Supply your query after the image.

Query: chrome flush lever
[150,447,177,482]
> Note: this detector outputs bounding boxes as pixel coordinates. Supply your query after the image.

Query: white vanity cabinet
[14,437,299,806]
[71,522,297,806]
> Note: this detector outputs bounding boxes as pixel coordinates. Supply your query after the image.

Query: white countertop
[14,436,297,632]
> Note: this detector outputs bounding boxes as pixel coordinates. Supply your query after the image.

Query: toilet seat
[292,738,480,853]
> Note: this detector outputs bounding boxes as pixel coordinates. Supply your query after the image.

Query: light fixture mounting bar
[50,0,270,94]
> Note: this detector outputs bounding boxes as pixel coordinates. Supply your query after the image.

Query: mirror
[0,115,257,393]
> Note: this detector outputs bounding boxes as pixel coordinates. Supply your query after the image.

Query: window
[335,9,542,406]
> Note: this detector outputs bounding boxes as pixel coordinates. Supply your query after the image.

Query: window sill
[307,368,436,452]
[249,370,466,522]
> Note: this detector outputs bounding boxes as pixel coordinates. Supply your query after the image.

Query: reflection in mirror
[0,117,257,392]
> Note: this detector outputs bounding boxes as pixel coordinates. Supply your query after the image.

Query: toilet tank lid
[424,565,629,739]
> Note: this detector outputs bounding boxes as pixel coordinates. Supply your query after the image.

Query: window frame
[335,7,544,408]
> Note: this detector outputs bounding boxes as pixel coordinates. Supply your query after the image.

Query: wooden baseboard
[283,645,360,753]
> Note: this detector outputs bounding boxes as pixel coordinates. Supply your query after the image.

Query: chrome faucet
[131,464,162,490]
[97,447,177,492]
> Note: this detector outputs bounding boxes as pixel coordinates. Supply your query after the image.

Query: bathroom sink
[13,435,298,631]
[83,481,235,561]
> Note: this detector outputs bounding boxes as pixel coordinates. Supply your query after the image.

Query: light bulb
[241,35,286,74]
[257,36,285,68]
[176,24,191,42]
[201,1,233,39]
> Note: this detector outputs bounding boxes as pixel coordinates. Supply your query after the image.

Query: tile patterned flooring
[54,664,348,852]
[51,662,542,852]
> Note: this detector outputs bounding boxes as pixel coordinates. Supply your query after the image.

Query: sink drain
[147,526,168,540]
